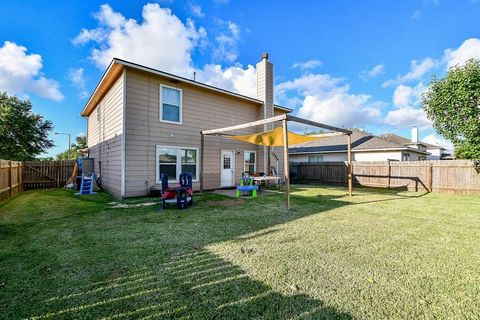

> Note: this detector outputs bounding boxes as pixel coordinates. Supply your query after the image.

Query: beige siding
[87,74,124,197]
[124,69,266,197]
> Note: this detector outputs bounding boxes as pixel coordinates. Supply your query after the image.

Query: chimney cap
[261,52,269,60]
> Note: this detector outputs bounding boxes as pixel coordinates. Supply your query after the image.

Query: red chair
[161,173,193,209]
[161,174,177,209]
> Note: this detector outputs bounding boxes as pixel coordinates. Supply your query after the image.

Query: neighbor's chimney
[411,126,418,143]
[256,52,274,172]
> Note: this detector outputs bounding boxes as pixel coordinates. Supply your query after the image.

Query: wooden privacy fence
[23,160,76,189]
[0,159,77,202]
[0,160,23,202]
[290,160,480,195]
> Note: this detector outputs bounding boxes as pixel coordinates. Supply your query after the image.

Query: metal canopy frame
[200,114,353,212]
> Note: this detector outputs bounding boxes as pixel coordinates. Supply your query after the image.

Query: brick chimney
[256,53,274,172]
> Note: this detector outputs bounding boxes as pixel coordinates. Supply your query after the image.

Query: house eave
[289,147,430,155]
[82,58,294,118]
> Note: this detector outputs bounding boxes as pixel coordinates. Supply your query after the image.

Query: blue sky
[1,0,480,156]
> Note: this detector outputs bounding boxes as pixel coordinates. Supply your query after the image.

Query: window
[308,155,324,162]
[160,85,182,124]
[402,153,411,161]
[156,146,198,182]
[244,151,256,174]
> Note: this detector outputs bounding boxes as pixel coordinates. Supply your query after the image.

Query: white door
[221,150,235,187]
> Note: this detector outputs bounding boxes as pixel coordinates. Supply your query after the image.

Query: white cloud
[392,83,426,108]
[384,107,431,129]
[197,63,256,98]
[423,134,453,151]
[292,59,322,70]
[277,73,383,128]
[68,67,89,99]
[74,3,259,99]
[73,3,206,77]
[212,20,240,63]
[360,64,385,80]
[387,81,430,129]
[0,41,63,101]
[383,57,437,87]
[443,38,480,69]
[186,2,205,17]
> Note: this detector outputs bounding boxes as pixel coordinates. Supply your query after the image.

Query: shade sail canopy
[225,127,319,146]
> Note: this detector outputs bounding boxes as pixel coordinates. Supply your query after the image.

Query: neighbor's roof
[379,133,445,150]
[81,58,293,117]
[379,133,421,146]
[289,129,430,154]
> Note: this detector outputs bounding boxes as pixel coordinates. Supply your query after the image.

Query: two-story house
[81,54,291,197]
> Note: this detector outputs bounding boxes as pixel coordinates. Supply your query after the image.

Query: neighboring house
[289,128,430,162]
[81,54,291,197]
[380,127,450,160]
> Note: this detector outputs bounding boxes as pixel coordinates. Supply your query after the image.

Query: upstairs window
[160,85,182,124]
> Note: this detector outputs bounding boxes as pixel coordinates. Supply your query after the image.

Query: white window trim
[159,84,183,125]
[156,145,199,184]
[244,150,256,173]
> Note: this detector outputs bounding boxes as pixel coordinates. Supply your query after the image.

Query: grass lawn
[1,186,479,319]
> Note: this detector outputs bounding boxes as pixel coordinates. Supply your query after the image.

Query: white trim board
[120,69,126,198]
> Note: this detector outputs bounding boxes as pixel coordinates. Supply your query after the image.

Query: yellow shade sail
[225,127,319,146]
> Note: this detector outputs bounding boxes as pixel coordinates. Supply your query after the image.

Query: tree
[0,92,54,161]
[422,59,480,159]
[55,135,87,160]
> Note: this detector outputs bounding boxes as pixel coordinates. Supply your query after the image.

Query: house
[81,54,292,197]
[379,127,450,160]
[289,128,430,162]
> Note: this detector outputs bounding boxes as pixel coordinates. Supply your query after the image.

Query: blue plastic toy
[75,173,97,195]
[236,177,259,197]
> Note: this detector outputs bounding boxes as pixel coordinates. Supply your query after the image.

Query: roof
[422,141,447,150]
[81,58,293,117]
[289,129,430,154]
[380,133,446,150]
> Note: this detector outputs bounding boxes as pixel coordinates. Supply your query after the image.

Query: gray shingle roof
[289,129,429,154]
[379,133,444,149]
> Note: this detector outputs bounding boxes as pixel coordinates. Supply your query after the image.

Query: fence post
[8,160,12,197]
[18,162,22,192]
[387,160,391,189]
[57,161,60,188]
[428,162,433,192]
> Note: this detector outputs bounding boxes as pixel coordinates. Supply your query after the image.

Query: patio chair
[236,177,259,197]
[160,174,177,209]
[178,173,194,206]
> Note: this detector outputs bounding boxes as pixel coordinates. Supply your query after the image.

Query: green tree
[422,59,480,159]
[0,92,54,161]
[55,135,87,160]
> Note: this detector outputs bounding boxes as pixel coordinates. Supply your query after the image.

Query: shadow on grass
[29,250,352,319]
[3,188,364,319]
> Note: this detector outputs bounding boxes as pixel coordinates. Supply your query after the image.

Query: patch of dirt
[109,202,159,209]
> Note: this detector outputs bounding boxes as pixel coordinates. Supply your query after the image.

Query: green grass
[0,186,479,319]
